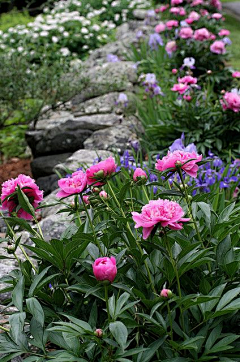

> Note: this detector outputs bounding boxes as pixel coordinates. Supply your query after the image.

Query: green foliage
[0,10,33,32]
[1,160,240,360]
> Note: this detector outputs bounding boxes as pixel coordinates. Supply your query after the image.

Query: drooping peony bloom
[132,199,190,239]
[178,75,197,84]
[155,23,166,33]
[232,71,240,78]
[160,289,173,298]
[210,40,226,54]
[155,150,202,177]
[165,40,177,54]
[1,174,43,220]
[179,27,193,39]
[194,28,211,41]
[133,168,148,182]
[171,83,189,94]
[221,91,240,113]
[93,256,117,283]
[219,29,230,37]
[166,20,179,30]
[57,170,87,198]
[86,157,117,186]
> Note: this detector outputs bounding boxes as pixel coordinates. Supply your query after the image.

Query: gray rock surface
[55,149,113,174]
[72,61,137,104]
[36,174,59,196]
[31,153,72,178]
[83,124,137,152]
[223,2,240,20]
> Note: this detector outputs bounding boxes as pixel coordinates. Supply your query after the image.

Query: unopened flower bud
[94,328,103,337]
[7,245,15,254]
[221,89,225,94]
[93,170,105,180]
[160,289,173,298]
[172,68,178,74]
[93,187,100,193]
[133,168,148,184]
[207,70,212,75]
[175,160,182,167]
[99,191,108,199]
[83,195,90,205]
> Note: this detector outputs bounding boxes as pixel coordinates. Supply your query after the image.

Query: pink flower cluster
[194,28,211,41]
[210,40,226,54]
[156,150,202,177]
[1,174,43,220]
[221,91,240,113]
[132,199,190,239]
[171,83,189,94]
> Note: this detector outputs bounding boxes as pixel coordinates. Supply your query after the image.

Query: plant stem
[107,181,156,294]
[165,234,185,334]
[104,285,110,322]
[0,325,10,332]
[142,186,149,202]
[19,244,38,274]
[167,301,173,341]
[80,194,104,256]
[178,169,203,247]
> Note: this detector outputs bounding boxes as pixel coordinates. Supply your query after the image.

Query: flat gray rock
[55,149,113,174]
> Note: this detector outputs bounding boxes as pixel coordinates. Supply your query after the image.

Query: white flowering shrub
[0,0,151,61]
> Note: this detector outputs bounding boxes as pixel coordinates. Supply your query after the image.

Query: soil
[0,158,32,191]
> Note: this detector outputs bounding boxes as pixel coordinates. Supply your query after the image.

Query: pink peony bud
[183,95,192,101]
[172,68,178,74]
[133,168,148,182]
[83,195,90,205]
[94,328,103,337]
[160,289,173,298]
[99,190,108,198]
[232,71,240,78]
[86,157,117,186]
[93,256,117,283]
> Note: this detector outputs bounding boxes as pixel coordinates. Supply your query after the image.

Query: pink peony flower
[83,195,90,204]
[57,170,87,198]
[156,5,169,13]
[155,23,166,33]
[185,18,194,24]
[133,168,148,182]
[210,34,216,40]
[232,71,240,78]
[194,28,211,41]
[188,11,200,20]
[93,256,117,283]
[171,0,183,5]
[183,95,192,101]
[212,13,222,19]
[210,40,226,54]
[178,75,197,84]
[219,29,230,37]
[86,157,117,186]
[99,190,108,198]
[221,92,240,113]
[179,7,186,16]
[165,40,177,53]
[166,20,179,30]
[1,174,43,220]
[191,0,203,6]
[179,27,193,39]
[210,0,222,10]
[132,199,190,239]
[171,83,189,94]
[155,150,202,177]
[160,289,173,298]
[200,9,209,16]
[172,68,178,74]
[170,7,180,15]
